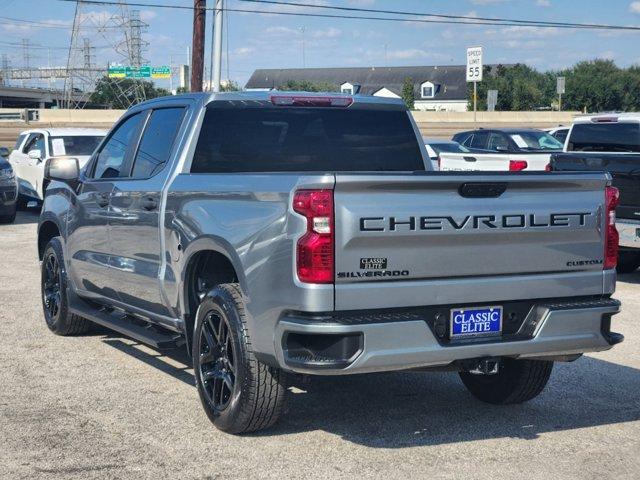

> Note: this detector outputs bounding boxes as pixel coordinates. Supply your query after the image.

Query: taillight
[545,163,552,172]
[604,186,619,270]
[293,189,334,283]
[509,160,528,171]
[271,95,353,107]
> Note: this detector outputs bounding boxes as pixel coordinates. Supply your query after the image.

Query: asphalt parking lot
[1,209,639,480]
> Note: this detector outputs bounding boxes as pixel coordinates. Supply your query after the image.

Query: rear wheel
[41,237,90,335]
[459,358,553,404]
[193,283,287,434]
[617,251,640,274]
[0,206,16,224]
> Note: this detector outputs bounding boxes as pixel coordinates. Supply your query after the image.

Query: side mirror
[0,147,9,158]
[45,157,79,186]
[28,149,42,160]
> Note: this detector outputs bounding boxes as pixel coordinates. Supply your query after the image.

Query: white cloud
[536,0,551,6]
[380,48,449,61]
[140,10,157,22]
[264,26,299,36]
[233,47,255,57]
[310,27,341,38]
[486,25,561,38]
[631,2,640,13]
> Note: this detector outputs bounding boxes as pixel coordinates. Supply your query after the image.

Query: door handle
[141,196,158,211]
[97,192,110,208]
[463,156,478,162]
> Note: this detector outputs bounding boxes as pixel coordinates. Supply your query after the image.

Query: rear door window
[131,107,185,178]
[488,133,509,151]
[191,106,425,172]
[469,131,489,149]
[568,123,640,152]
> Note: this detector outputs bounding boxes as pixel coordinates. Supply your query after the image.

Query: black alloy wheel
[43,251,62,323]
[198,310,237,412]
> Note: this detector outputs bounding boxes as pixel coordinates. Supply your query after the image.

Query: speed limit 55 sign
[466,46,483,82]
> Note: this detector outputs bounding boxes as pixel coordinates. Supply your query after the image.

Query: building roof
[246,65,479,101]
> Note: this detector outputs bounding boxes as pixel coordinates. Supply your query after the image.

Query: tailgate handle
[459,182,507,198]
[463,156,477,162]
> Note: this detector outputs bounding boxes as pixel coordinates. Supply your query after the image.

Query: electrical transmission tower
[63,0,150,109]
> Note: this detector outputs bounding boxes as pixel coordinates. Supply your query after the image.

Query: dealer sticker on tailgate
[450,306,502,338]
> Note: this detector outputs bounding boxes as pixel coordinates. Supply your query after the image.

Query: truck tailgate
[334,172,610,310]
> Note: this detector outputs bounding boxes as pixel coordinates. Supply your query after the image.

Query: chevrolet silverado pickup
[38,92,622,434]
[551,113,640,272]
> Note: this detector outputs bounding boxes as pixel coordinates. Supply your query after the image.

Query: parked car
[441,128,563,171]
[9,128,106,203]
[551,113,640,272]
[0,155,18,223]
[423,137,470,169]
[39,92,622,434]
[544,126,570,144]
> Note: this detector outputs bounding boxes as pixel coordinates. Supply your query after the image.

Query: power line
[235,0,632,30]
[52,0,640,31]
[223,7,640,30]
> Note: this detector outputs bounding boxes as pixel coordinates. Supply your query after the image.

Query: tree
[277,80,339,92]
[90,76,170,109]
[562,59,624,112]
[401,77,415,110]
[221,80,240,92]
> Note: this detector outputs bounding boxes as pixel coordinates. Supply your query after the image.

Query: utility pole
[191,0,206,92]
[212,0,223,92]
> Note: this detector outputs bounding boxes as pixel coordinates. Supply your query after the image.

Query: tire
[459,358,553,405]
[0,207,16,224]
[193,283,287,434]
[616,251,640,274]
[41,236,91,336]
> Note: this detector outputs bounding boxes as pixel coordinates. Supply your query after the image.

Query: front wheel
[459,358,553,404]
[193,283,287,434]
[41,236,90,335]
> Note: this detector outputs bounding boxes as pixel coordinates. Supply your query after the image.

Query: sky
[1,0,640,90]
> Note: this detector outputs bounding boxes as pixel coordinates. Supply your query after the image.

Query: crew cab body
[551,113,640,271]
[440,128,563,172]
[38,92,622,433]
[9,128,106,201]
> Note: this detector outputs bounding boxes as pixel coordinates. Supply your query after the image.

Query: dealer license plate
[450,306,502,338]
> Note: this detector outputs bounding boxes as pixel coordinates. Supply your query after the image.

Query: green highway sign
[108,65,171,79]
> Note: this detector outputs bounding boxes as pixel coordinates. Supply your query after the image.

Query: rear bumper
[617,218,640,249]
[274,298,621,375]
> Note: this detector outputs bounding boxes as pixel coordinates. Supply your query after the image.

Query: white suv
[9,128,106,202]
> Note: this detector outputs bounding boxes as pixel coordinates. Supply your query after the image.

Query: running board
[70,304,184,350]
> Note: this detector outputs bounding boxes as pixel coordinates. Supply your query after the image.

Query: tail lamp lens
[509,160,528,171]
[604,186,619,270]
[293,190,334,283]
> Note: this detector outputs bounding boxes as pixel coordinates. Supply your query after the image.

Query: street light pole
[212,0,224,92]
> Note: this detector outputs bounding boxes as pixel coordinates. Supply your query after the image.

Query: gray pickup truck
[38,92,622,434]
